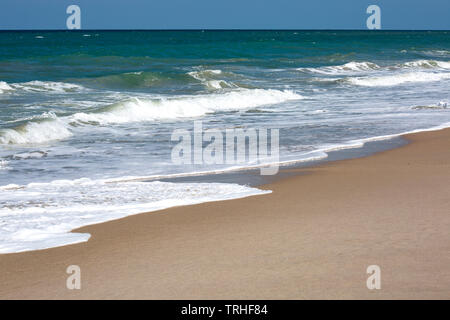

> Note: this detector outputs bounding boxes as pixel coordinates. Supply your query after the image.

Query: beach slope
[0,128,449,299]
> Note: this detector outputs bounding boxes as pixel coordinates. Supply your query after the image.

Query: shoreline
[0,127,449,299]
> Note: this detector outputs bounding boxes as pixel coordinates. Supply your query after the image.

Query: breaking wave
[345,71,450,87]
[0,81,14,94]
[0,118,73,145]
[0,89,302,144]
[187,69,239,90]
[10,81,86,93]
[399,59,450,70]
[298,59,450,75]
[297,61,380,75]
[72,89,301,124]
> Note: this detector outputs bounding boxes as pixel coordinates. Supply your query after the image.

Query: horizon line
[0,28,449,32]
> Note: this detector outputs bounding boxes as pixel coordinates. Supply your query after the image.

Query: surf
[0,88,302,144]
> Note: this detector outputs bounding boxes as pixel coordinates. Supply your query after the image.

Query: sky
[0,0,449,30]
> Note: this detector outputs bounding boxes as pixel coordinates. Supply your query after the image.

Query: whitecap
[70,89,303,125]
[0,81,14,94]
[10,81,85,93]
[346,71,450,87]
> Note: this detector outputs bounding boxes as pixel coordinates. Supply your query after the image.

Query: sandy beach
[0,128,449,299]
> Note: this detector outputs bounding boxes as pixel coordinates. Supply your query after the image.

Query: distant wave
[187,69,241,90]
[83,69,241,90]
[0,80,86,94]
[304,59,450,87]
[399,59,450,70]
[419,50,450,58]
[85,71,192,89]
[298,59,450,75]
[0,89,302,144]
[297,61,380,75]
[345,71,450,87]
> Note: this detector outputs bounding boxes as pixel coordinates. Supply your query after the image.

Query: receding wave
[0,178,270,253]
[0,89,302,144]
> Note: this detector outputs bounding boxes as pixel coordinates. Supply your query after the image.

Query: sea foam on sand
[0,179,270,253]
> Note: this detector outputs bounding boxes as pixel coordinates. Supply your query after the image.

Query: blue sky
[0,0,449,30]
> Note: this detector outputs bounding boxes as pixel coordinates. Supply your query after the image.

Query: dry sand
[0,128,449,299]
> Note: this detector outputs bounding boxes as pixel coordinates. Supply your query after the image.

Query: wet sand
[0,128,449,299]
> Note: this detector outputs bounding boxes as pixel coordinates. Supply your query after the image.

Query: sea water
[1,30,449,252]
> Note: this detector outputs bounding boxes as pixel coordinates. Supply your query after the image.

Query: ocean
[1,30,449,252]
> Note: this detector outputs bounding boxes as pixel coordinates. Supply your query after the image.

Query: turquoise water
[1,30,449,252]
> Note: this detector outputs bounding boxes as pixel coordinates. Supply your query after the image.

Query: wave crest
[0,89,302,144]
[298,59,450,75]
[0,118,73,144]
[187,69,239,90]
[70,89,302,124]
[10,81,85,93]
[298,61,380,75]
[0,81,14,94]
[345,71,450,87]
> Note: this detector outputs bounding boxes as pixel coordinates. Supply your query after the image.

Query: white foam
[346,71,450,87]
[205,80,235,89]
[0,179,270,253]
[70,89,302,124]
[0,81,14,94]
[0,160,9,170]
[421,50,450,58]
[0,89,301,145]
[188,69,237,89]
[0,118,73,144]
[298,59,450,75]
[10,81,85,93]
[400,60,450,69]
[12,151,47,160]
[188,69,223,79]
[298,61,380,75]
